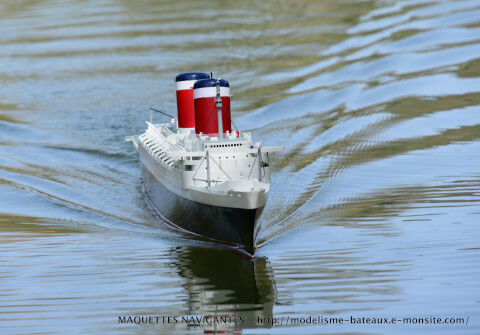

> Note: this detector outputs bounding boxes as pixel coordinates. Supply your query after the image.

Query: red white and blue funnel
[175,72,210,130]
[193,78,231,136]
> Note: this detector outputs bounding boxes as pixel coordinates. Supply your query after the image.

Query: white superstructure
[128,120,283,210]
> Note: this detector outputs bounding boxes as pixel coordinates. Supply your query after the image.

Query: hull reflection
[170,246,276,332]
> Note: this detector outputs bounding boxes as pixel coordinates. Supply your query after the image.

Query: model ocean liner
[127,72,283,254]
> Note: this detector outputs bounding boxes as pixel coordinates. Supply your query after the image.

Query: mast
[206,150,211,188]
[215,78,223,139]
[258,147,262,181]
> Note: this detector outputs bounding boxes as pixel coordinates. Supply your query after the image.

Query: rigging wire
[150,106,175,119]
[201,103,240,135]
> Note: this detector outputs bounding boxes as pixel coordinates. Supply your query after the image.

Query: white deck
[128,120,283,209]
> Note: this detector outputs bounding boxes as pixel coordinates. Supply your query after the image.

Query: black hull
[141,164,263,254]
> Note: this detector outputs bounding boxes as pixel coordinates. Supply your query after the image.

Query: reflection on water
[171,246,275,331]
[1,0,480,334]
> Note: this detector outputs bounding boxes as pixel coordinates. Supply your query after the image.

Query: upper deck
[127,117,283,191]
